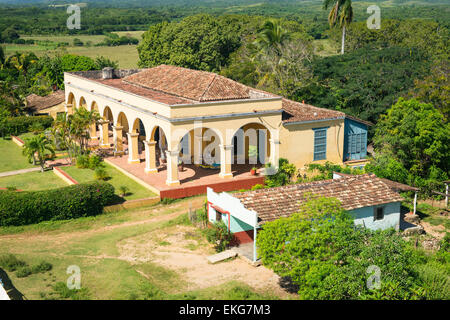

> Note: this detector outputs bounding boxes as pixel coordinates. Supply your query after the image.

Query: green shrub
[28,122,45,134]
[76,155,90,169]
[16,266,32,278]
[6,186,17,191]
[265,158,296,188]
[205,221,233,252]
[3,116,53,136]
[118,185,129,197]
[0,254,27,271]
[52,282,91,300]
[251,184,264,190]
[0,181,115,226]
[94,167,110,181]
[416,261,450,300]
[88,155,103,170]
[31,261,53,274]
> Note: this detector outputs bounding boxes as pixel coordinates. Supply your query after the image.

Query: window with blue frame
[347,132,367,160]
[313,127,328,161]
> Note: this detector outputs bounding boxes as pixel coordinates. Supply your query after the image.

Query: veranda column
[90,123,98,141]
[127,132,140,163]
[269,138,280,172]
[64,103,73,115]
[193,129,203,165]
[144,140,157,173]
[165,150,180,186]
[219,144,233,179]
[113,125,124,154]
[99,119,110,148]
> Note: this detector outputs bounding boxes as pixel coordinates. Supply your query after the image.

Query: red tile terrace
[89,134,264,200]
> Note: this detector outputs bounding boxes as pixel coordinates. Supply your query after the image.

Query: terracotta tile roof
[123,65,254,102]
[93,78,193,105]
[233,174,404,224]
[333,172,418,192]
[71,66,367,124]
[282,98,345,123]
[25,90,65,112]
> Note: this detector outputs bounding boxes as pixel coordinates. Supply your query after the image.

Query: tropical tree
[22,133,55,172]
[254,19,290,56]
[366,98,449,195]
[70,107,100,154]
[53,113,77,164]
[323,0,353,54]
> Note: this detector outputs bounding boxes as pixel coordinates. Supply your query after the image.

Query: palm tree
[323,0,353,54]
[23,133,55,172]
[254,20,290,56]
[70,107,100,154]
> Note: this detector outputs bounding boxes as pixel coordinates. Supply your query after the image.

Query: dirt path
[0,197,205,243]
[117,225,295,298]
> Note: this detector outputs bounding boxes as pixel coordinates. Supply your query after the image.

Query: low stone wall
[11,136,24,147]
[160,176,265,200]
[53,166,78,185]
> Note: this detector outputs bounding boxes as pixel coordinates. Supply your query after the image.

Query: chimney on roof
[102,67,114,80]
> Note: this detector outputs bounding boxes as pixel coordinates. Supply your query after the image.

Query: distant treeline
[0,2,448,38]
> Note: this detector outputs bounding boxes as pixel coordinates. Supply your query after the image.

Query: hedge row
[0,181,116,227]
[2,115,54,136]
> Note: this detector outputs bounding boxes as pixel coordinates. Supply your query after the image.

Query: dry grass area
[0,196,293,300]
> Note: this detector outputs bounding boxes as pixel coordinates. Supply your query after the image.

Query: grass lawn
[0,197,281,300]
[62,163,156,200]
[0,170,68,191]
[0,138,34,173]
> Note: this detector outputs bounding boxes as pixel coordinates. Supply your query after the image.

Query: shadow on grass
[278,276,299,294]
[0,268,25,300]
[109,194,126,206]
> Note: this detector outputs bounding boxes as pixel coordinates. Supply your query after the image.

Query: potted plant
[250,167,257,175]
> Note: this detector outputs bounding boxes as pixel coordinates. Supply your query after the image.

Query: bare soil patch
[117,224,295,298]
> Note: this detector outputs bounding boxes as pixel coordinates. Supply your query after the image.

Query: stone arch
[116,112,130,133]
[178,127,223,165]
[79,96,87,110]
[103,106,114,123]
[131,117,147,136]
[90,101,99,113]
[230,122,271,165]
[67,92,76,107]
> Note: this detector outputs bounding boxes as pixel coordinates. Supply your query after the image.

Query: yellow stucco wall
[33,102,66,119]
[280,119,345,170]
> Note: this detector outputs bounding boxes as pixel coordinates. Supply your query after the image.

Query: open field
[0,196,290,300]
[0,138,35,173]
[4,44,140,69]
[62,164,156,200]
[0,170,68,191]
[5,31,144,68]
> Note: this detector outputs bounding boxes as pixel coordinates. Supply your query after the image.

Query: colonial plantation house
[207,173,412,262]
[63,65,371,198]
